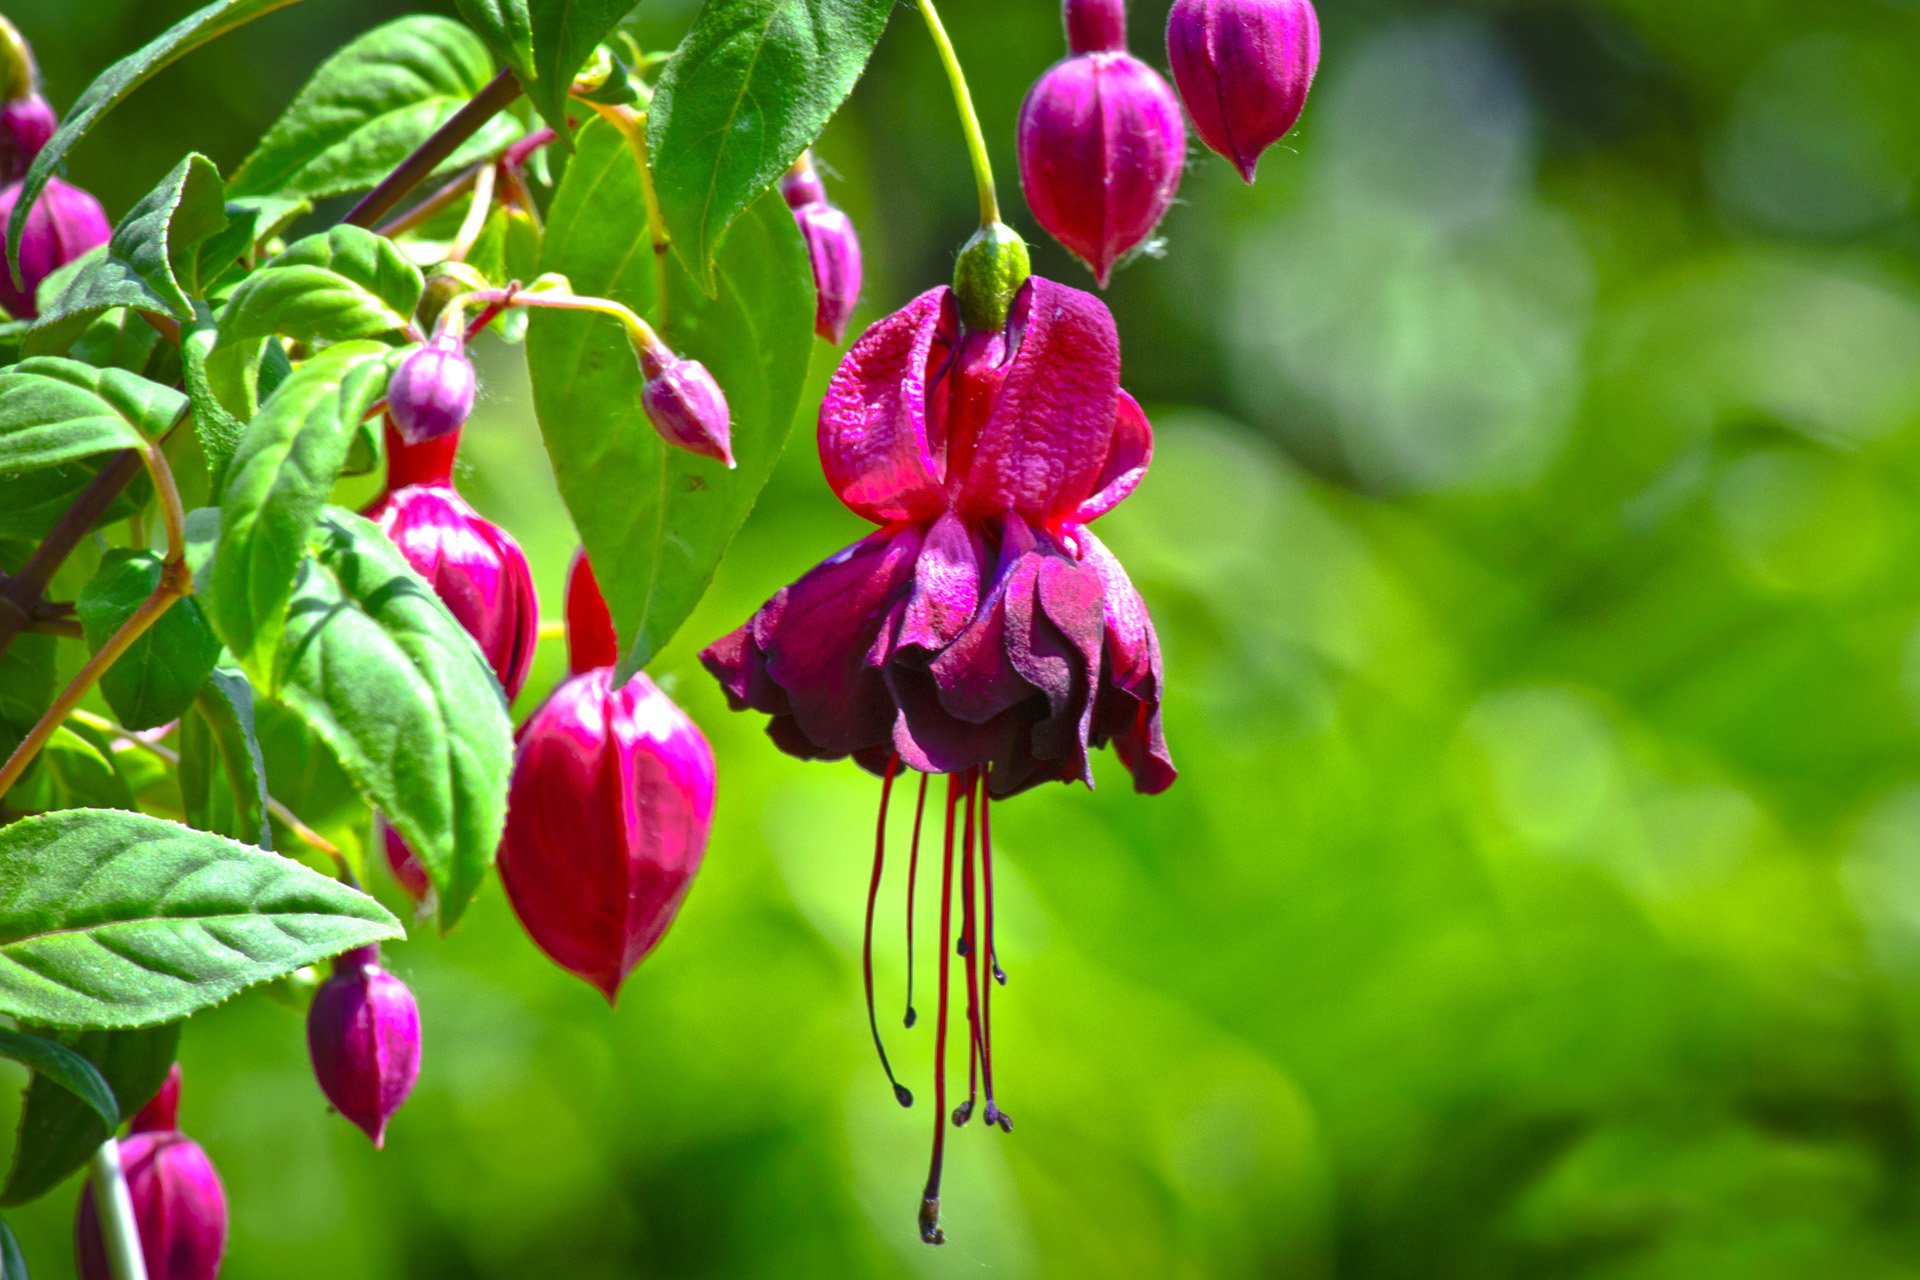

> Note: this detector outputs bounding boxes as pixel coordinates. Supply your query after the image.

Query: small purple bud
[1065,0,1127,54]
[640,350,734,467]
[1167,0,1320,182]
[387,335,477,445]
[382,819,431,902]
[795,202,863,344]
[305,946,423,1147]
[1017,52,1186,287]
[0,176,108,318]
[76,1066,228,1280]
[779,164,827,210]
[0,93,54,181]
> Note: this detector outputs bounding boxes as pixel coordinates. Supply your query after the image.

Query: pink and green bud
[1017,6,1186,288]
[952,221,1032,333]
[306,945,423,1147]
[0,177,108,318]
[640,347,734,467]
[499,553,718,1002]
[386,334,477,445]
[1166,0,1320,182]
[76,1065,228,1280]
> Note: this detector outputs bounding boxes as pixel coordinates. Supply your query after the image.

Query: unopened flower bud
[1167,0,1320,182]
[1065,0,1127,53]
[1017,44,1186,287]
[0,177,108,318]
[499,554,717,1001]
[417,260,489,332]
[76,1065,227,1280]
[0,93,54,181]
[778,163,827,210]
[952,221,1033,332]
[795,202,862,344]
[306,945,422,1147]
[387,334,477,445]
[639,348,734,467]
[565,548,619,673]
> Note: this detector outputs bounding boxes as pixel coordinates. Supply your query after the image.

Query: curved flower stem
[90,1138,150,1280]
[447,162,498,264]
[346,68,523,229]
[915,0,1000,228]
[584,102,672,329]
[444,285,664,359]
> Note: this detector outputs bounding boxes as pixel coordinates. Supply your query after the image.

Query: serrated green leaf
[1,1023,179,1207]
[454,0,637,139]
[276,509,512,929]
[207,341,391,681]
[647,0,891,284]
[182,320,245,488]
[7,0,307,278]
[0,359,183,473]
[0,809,401,1029]
[28,155,227,353]
[76,550,221,732]
[0,1030,117,1131]
[178,668,270,849]
[214,226,423,349]
[530,119,814,675]
[232,16,520,204]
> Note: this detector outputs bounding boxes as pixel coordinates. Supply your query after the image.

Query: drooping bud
[366,425,539,700]
[566,548,619,674]
[952,221,1033,332]
[382,819,431,902]
[639,346,734,467]
[499,553,717,1002]
[1017,30,1186,287]
[305,945,423,1147]
[132,1063,183,1133]
[780,153,863,343]
[777,161,827,211]
[386,333,477,446]
[1065,0,1127,54]
[1166,0,1320,182]
[0,177,108,318]
[0,94,54,181]
[76,1066,228,1280]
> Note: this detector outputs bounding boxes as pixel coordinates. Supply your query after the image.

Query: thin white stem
[90,1139,149,1280]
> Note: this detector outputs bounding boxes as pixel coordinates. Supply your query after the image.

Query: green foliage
[76,550,221,731]
[0,809,400,1028]
[530,119,814,677]
[177,669,270,848]
[272,509,514,929]
[0,1215,21,1279]
[231,16,520,204]
[0,359,182,472]
[453,0,638,139]
[646,0,892,283]
[1,1024,181,1207]
[0,1031,117,1134]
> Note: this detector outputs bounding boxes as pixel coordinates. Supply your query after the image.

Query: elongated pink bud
[499,556,717,1002]
[0,93,53,181]
[795,202,863,344]
[387,334,477,445]
[1166,0,1319,182]
[76,1067,227,1280]
[1065,0,1127,53]
[0,177,107,318]
[639,349,734,467]
[306,945,423,1147]
[1017,51,1186,287]
[566,548,619,674]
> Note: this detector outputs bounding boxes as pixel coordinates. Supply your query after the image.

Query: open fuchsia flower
[703,222,1175,1242]
[76,1065,228,1280]
[781,151,864,344]
[1017,0,1186,287]
[499,551,718,1002]
[1166,0,1320,182]
[306,945,423,1147]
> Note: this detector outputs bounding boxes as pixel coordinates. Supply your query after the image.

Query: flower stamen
[919,771,969,1246]
[979,776,1011,1132]
[904,772,930,1029]
[866,756,913,1107]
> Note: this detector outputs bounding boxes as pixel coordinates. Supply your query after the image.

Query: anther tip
[993,966,1007,986]
[956,938,971,956]
[985,1105,1013,1133]
[918,1198,945,1246]
[903,1007,918,1029]
[951,1101,973,1127]
[893,1084,914,1108]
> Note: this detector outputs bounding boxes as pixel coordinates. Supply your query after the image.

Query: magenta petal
[1007,541,1105,785]
[1081,531,1177,793]
[1074,390,1154,523]
[952,278,1125,526]
[895,512,986,654]
[818,287,953,524]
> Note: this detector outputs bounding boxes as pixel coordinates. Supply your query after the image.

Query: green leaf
[647,0,891,284]
[182,319,246,488]
[14,727,137,816]
[178,669,270,849]
[231,16,520,204]
[530,119,814,674]
[276,509,513,929]
[0,359,184,473]
[7,0,306,278]
[206,341,391,681]
[2,1024,180,1207]
[0,1214,23,1278]
[455,0,637,138]
[0,809,401,1029]
[214,226,424,349]
[0,1030,117,1130]
[77,550,222,732]
[29,155,227,352]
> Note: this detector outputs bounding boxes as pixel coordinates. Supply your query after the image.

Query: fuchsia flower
[1167,0,1320,182]
[0,93,53,181]
[0,176,107,318]
[702,270,1174,1243]
[76,1065,228,1280]
[781,153,864,344]
[306,945,423,1147]
[386,332,477,445]
[1017,0,1186,287]
[498,552,718,1002]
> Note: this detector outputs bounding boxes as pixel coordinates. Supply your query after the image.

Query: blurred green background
[9,0,1920,1275]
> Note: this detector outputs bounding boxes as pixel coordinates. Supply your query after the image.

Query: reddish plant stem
[344,68,523,230]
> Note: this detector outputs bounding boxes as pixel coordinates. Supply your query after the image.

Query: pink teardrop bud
[305,946,423,1147]
[132,1063,183,1134]
[499,564,717,1002]
[1065,0,1127,54]
[795,201,862,344]
[76,1067,227,1280]
[387,335,477,445]
[0,93,54,181]
[639,350,734,467]
[381,819,431,902]
[1166,0,1320,182]
[778,163,827,210]
[566,548,619,674]
[0,177,108,318]
[1017,52,1186,287]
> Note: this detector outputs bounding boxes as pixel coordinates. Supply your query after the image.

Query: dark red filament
[978,776,1010,1131]
[919,772,968,1245]
[865,755,912,1107]
[953,779,981,1127]
[904,772,929,1029]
